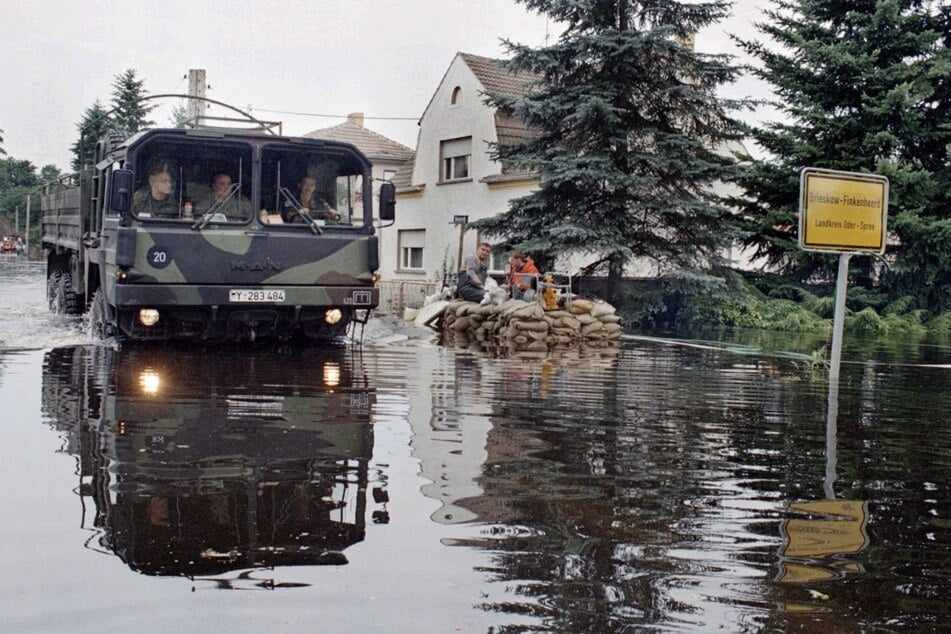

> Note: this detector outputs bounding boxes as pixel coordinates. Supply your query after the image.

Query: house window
[398,229,425,270]
[451,86,461,105]
[440,137,471,182]
[490,251,508,273]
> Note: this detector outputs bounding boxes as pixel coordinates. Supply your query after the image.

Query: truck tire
[88,288,126,346]
[52,271,81,315]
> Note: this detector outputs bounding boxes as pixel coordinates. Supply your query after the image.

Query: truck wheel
[55,272,81,315]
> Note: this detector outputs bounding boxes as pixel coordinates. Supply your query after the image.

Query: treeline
[0,69,155,245]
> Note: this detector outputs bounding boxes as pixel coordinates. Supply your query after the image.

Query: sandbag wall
[440,298,622,351]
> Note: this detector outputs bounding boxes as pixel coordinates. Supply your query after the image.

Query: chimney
[347,112,365,127]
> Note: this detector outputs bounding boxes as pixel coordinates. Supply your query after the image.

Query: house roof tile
[303,121,415,163]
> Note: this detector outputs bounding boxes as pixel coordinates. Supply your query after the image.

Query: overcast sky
[1,0,771,170]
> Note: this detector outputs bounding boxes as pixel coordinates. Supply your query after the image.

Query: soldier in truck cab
[282,176,340,224]
[195,172,252,221]
[133,163,179,218]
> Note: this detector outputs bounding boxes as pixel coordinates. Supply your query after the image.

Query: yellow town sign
[799,168,889,254]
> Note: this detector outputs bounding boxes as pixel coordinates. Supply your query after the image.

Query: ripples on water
[2,265,949,632]
[0,263,89,350]
[406,340,950,631]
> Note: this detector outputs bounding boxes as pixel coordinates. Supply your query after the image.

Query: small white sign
[229,289,286,303]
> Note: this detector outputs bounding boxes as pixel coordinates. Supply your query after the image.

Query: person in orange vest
[504,251,540,301]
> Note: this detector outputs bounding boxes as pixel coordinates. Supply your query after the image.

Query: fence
[377,279,439,315]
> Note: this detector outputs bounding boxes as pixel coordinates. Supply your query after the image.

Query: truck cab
[42,127,396,343]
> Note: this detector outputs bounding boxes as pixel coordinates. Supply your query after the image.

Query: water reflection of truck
[41,123,396,342]
[41,346,383,580]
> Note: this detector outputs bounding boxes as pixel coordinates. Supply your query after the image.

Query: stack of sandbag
[564,298,623,345]
[438,297,622,349]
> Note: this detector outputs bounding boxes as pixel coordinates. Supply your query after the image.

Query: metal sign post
[452,215,468,276]
[799,168,889,383]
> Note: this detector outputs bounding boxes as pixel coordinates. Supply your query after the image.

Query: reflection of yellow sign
[777,499,869,584]
[800,168,888,253]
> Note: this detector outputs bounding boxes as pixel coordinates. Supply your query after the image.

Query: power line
[247,107,417,121]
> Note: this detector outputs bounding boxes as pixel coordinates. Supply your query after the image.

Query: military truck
[42,125,395,342]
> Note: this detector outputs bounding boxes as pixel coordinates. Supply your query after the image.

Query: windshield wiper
[192,183,239,230]
[279,186,322,234]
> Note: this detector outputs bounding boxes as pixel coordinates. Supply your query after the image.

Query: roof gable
[458,53,540,99]
[303,121,414,163]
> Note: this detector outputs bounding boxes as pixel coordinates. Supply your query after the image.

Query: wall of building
[380,55,536,284]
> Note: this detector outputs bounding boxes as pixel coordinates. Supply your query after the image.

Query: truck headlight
[324,308,343,325]
[138,308,160,326]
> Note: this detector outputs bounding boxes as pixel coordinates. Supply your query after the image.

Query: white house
[382,53,540,284]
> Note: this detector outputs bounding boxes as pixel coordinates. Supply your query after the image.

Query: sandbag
[581,321,604,335]
[569,299,594,314]
[589,300,617,318]
[511,320,549,333]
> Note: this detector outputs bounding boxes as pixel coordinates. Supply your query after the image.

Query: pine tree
[111,68,155,133]
[70,100,114,172]
[475,0,749,303]
[0,124,6,156]
[733,0,950,310]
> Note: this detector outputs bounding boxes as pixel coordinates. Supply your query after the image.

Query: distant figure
[15,236,24,256]
[283,176,340,224]
[457,242,492,303]
[504,251,540,301]
[133,163,178,218]
[195,172,251,221]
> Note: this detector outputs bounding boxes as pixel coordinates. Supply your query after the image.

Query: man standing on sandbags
[457,242,493,302]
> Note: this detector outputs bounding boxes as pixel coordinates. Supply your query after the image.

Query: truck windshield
[129,138,253,225]
[259,147,367,228]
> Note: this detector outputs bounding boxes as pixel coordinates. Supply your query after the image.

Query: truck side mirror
[378,182,396,222]
[111,169,134,216]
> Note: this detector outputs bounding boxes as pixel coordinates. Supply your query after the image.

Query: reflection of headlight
[138,308,160,326]
[323,362,341,388]
[324,308,343,325]
[139,369,161,395]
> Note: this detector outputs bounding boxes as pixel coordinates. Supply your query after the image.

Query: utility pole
[25,195,31,257]
[186,69,208,124]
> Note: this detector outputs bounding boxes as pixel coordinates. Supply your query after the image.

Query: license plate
[229,289,286,303]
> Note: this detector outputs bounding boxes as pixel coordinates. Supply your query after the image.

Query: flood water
[1,265,949,632]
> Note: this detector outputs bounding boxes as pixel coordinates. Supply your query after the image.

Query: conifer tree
[733,1,949,310]
[476,0,748,303]
[70,100,113,172]
[111,68,155,133]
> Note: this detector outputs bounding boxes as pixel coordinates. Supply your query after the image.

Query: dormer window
[451,86,461,105]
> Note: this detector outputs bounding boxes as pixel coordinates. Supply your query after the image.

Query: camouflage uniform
[195,192,252,221]
[283,195,336,224]
[133,188,179,219]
